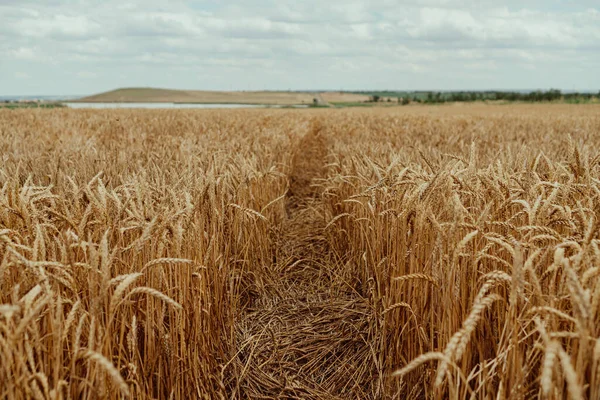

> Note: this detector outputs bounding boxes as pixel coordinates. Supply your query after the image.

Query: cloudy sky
[1,0,599,96]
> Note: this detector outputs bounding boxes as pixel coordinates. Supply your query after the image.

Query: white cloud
[0,0,599,95]
[7,47,38,60]
[10,14,101,39]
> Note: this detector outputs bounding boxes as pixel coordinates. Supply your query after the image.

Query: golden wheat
[1,104,599,399]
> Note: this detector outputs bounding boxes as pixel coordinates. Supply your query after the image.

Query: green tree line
[358,89,599,104]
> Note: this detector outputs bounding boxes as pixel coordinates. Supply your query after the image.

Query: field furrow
[230,121,379,398]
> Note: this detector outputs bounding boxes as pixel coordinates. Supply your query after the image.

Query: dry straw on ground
[0,104,599,399]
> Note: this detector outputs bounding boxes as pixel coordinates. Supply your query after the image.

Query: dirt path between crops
[229,122,380,399]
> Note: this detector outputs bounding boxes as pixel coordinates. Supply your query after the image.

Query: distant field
[319,91,371,103]
[0,102,65,109]
[77,88,371,105]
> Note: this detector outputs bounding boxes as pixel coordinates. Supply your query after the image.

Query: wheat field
[0,105,599,399]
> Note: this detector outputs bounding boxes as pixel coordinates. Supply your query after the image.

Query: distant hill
[78,88,318,105]
[76,88,371,105]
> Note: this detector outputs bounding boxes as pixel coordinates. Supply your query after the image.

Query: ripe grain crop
[0,104,599,399]
[321,104,600,398]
